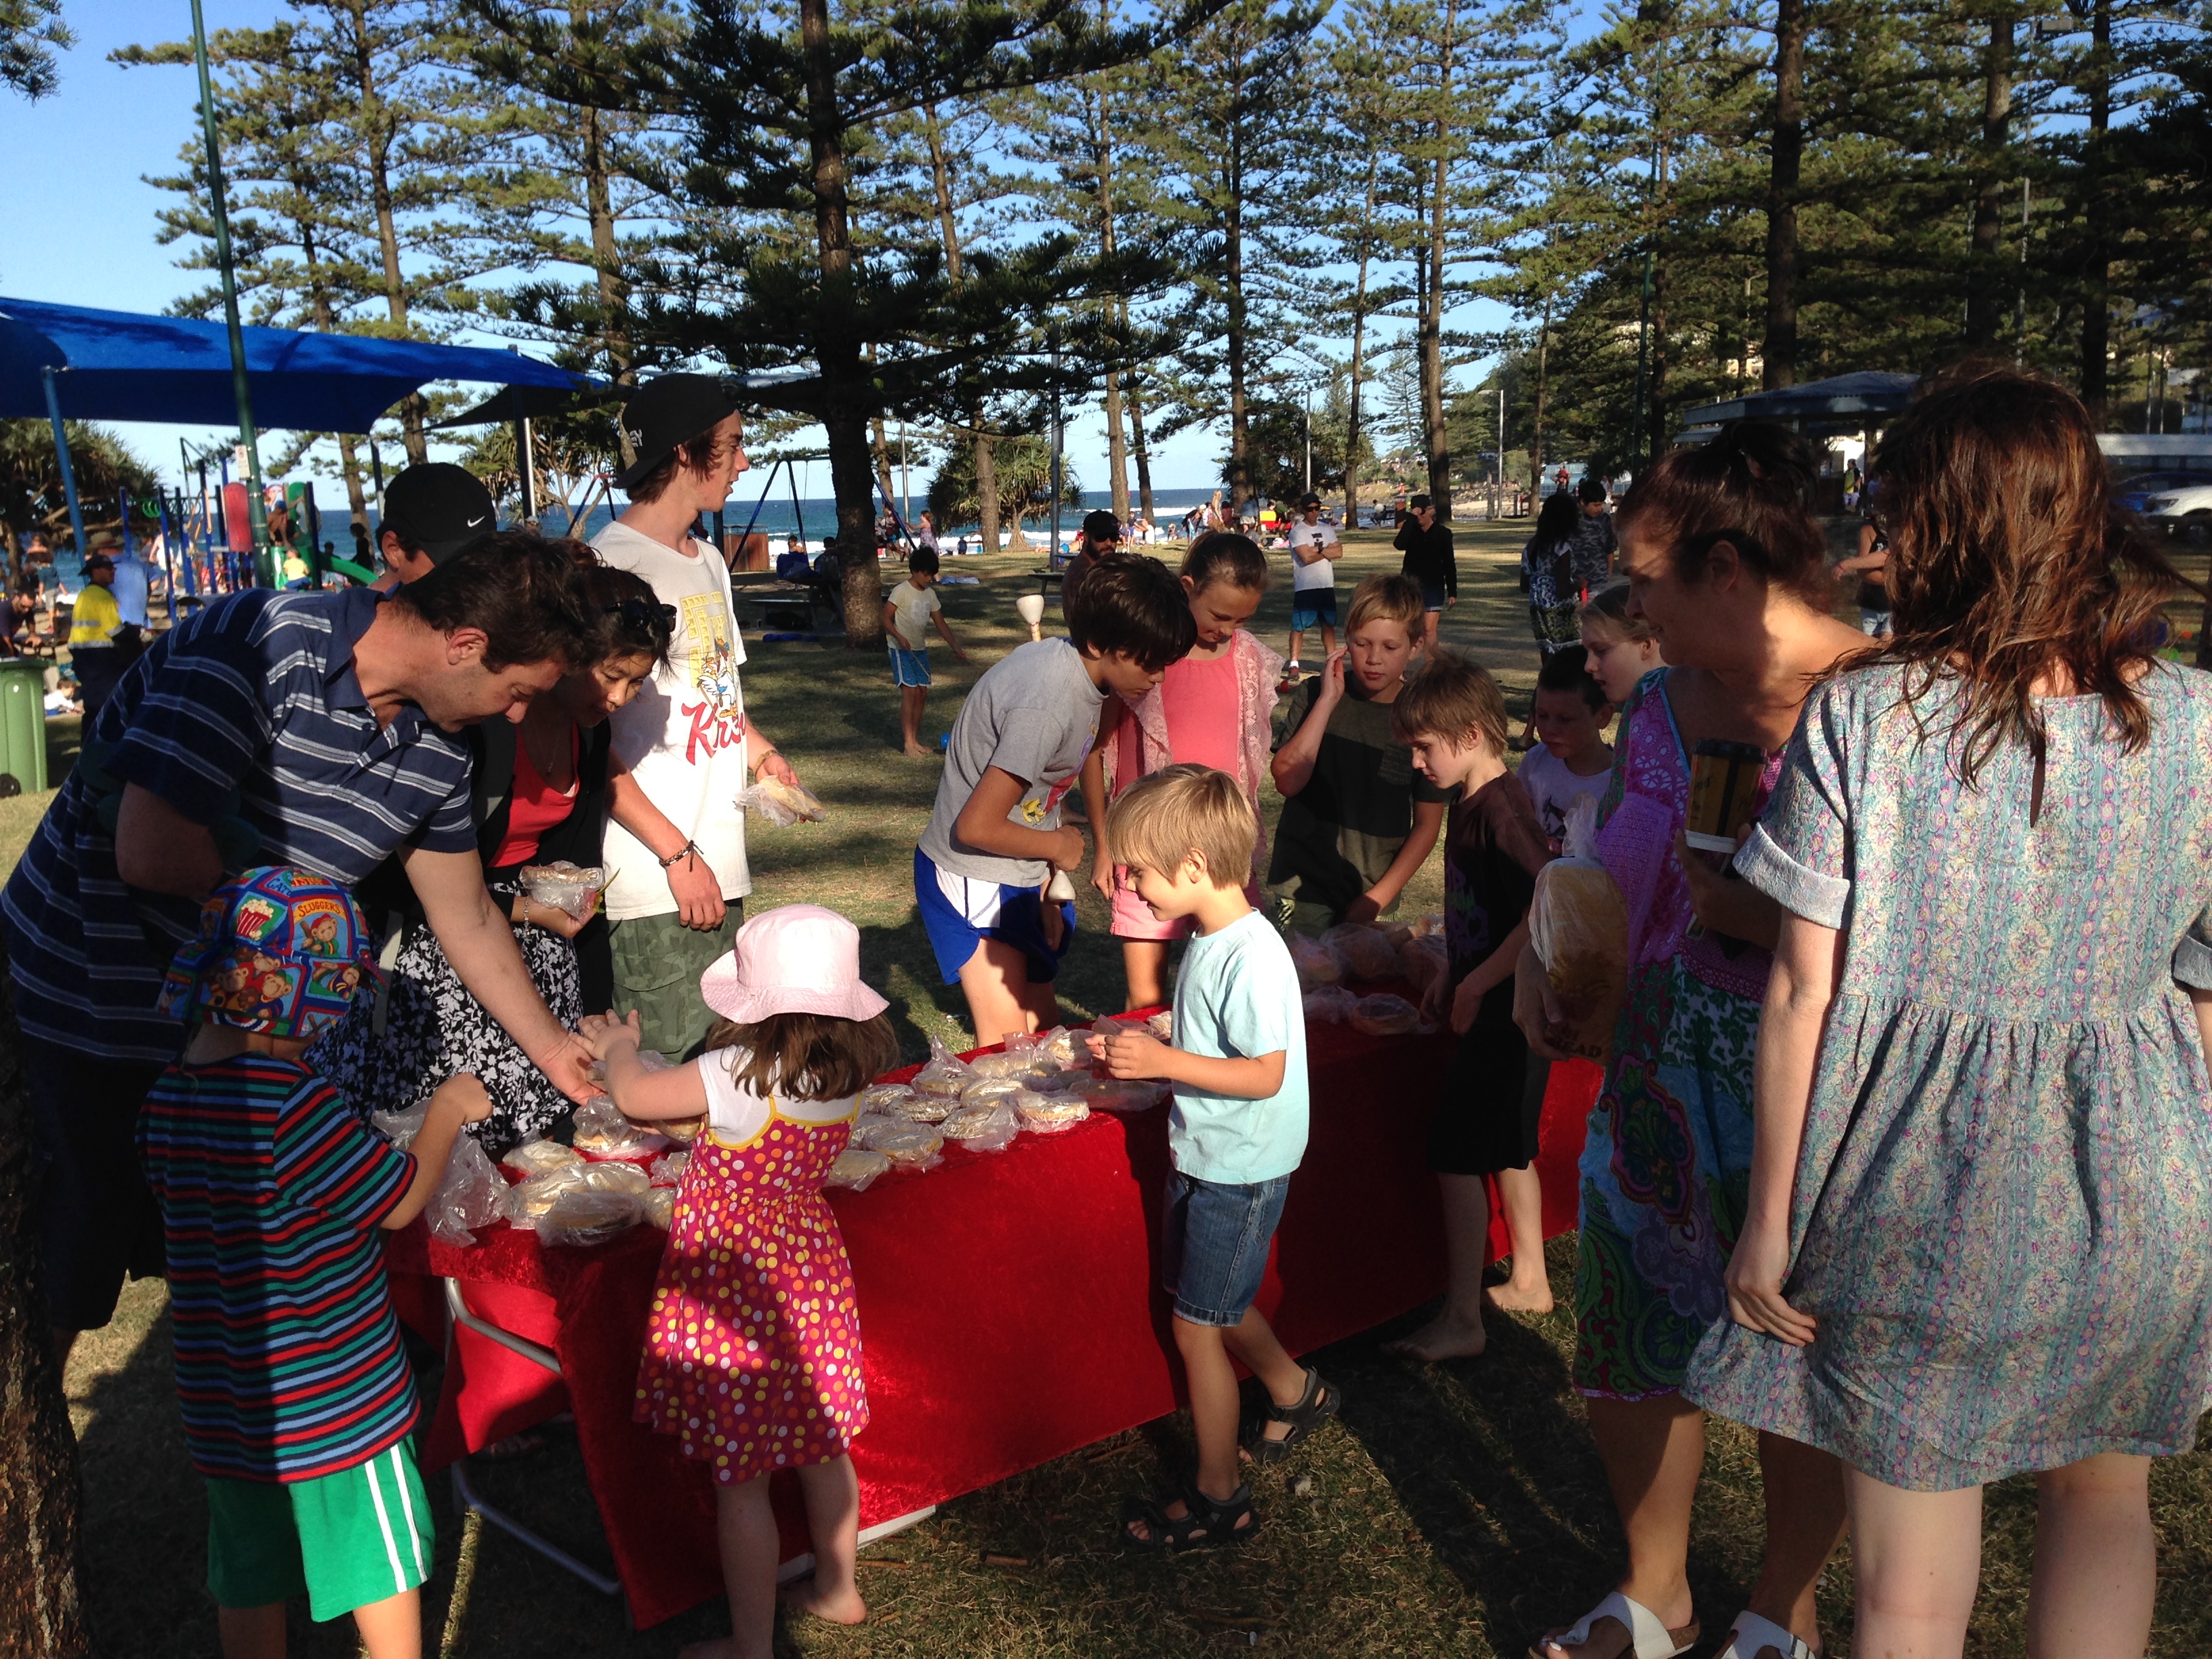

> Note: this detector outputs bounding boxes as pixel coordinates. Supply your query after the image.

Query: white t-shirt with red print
[593,520,752,920]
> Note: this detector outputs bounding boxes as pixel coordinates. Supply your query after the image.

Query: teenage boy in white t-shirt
[1284,492,1340,682]
[593,375,805,1059]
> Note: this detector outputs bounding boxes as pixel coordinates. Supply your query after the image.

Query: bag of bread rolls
[1528,798,1628,1061]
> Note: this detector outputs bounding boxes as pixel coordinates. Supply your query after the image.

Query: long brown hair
[1866,362,2179,783]
[1614,419,1831,608]
[704,1010,900,1103]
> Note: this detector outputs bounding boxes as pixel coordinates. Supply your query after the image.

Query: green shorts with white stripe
[205,1438,435,1621]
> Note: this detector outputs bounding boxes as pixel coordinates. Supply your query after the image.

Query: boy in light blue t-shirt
[1091,763,1340,1553]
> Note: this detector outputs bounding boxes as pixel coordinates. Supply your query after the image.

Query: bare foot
[783,1578,867,1627]
[1484,1279,1555,1315]
[1382,1308,1488,1362]
[901,744,930,758]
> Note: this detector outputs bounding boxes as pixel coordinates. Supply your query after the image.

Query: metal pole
[191,0,272,587]
[899,422,910,528]
[1049,334,1064,565]
[1303,388,1311,493]
[39,367,88,560]
[517,417,539,522]
[1496,386,1505,520]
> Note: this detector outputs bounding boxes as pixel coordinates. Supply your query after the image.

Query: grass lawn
[45,529,2212,1656]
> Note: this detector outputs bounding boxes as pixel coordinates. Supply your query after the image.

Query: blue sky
[2,1,1506,496]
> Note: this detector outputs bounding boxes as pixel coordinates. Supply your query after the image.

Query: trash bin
[0,657,49,798]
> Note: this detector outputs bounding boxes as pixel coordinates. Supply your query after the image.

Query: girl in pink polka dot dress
[579,905,899,1659]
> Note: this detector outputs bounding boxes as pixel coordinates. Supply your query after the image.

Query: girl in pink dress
[579,905,899,1659]
[1083,533,1283,1009]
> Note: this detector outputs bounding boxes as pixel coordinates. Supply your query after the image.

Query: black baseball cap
[615,374,747,493]
[1299,492,1322,508]
[380,464,498,565]
[1080,509,1121,544]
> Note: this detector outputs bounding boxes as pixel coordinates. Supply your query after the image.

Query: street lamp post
[190,0,274,586]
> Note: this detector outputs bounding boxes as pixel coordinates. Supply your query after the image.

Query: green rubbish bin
[0,657,49,798]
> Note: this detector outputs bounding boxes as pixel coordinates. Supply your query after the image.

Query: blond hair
[1578,581,1654,646]
[1391,649,1509,755]
[1108,764,1256,889]
[1344,572,1424,638]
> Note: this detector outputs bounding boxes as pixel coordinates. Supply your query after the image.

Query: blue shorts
[914,848,1076,986]
[1161,1168,1290,1326]
[890,645,931,687]
[1420,582,1447,613]
[1288,588,1336,632]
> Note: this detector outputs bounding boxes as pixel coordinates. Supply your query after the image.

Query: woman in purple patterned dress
[1687,369,2212,1657]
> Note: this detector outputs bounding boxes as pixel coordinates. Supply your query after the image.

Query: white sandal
[1530,1590,1699,1659]
[1714,1610,1815,1659]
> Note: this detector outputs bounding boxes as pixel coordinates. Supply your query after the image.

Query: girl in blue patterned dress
[1517,424,1868,1659]
[1687,367,2212,1658]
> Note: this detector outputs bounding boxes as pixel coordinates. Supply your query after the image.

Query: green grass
[46,530,2212,1656]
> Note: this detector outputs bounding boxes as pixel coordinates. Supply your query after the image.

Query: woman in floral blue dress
[1516,425,1867,1659]
[1688,368,2212,1658]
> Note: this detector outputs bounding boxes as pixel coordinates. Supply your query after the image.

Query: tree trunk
[1127,384,1155,525]
[581,101,636,467]
[973,424,1000,553]
[1096,62,1130,523]
[1761,0,1805,390]
[869,410,896,520]
[1421,0,1457,512]
[1345,146,1379,529]
[1967,6,2014,348]
[1530,293,1551,499]
[2077,0,2112,423]
[1224,127,1250,506]
[798,0,881,643]
[0,968,91,1659]
[295,209,370,535]
[346,0,426,463]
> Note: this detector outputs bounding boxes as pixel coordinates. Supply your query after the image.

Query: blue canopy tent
[1,295,598,586]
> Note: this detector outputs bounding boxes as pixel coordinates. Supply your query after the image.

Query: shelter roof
[1675,371,1919,430]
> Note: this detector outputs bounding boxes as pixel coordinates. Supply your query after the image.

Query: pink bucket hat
[699,904,889,1025]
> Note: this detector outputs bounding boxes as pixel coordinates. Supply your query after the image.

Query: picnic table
[384,1015,1600,1629]
[727,577,820,634]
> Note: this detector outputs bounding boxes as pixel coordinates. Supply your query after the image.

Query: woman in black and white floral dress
[314,548,720,1151]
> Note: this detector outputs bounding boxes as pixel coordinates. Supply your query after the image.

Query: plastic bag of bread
[859,1082,917,1114]
[571,1098,671,1160]
[1399,934,1450,1000]
[428,1132,506,1248]
[1012,1086,1089,1134]
[642,1187,677,1230]
[1287,930,1343,989]
[868,1123,944,1166]
[659,1115,703,1145]
[912,1034,975,1101]
[519,860,604,921]
[824,1147,893,1191]
[1145,1010,1174,1040]
[1302,985,1357,1023]
[1322,922,1401,983]
[648,1150,690,1186]
[960,1077,1026,1111]
[1001,1029,1065,1075]
[1529,797,1629,1061]
[886,1090,954,1124]
[536,1187,644,1248]
[1075,1073,1168,1112]
[851,1115,908,1151]
[966,1048,1037,1080]
[1348,993,1421,1036]
[736,775,827,825]
[500,1162,646,1230]
[939,1099,1019,1152]
[501,1138,582,1177]
[1040,1025,1083,1067]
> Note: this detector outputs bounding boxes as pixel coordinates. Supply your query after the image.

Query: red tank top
[490,726,581,869]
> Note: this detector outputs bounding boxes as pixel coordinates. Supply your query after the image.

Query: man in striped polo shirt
[3,535,600,1357]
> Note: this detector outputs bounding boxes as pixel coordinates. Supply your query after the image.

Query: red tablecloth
[387,1023,1599,1629]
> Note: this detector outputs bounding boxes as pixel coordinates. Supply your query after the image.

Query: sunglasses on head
[606,597,677,631]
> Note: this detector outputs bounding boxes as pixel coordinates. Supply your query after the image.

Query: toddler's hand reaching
[432,1072,495,1126]
[577,1009,642,1060]
[1095,1028,1170,1080]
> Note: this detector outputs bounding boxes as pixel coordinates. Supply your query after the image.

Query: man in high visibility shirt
[68,552,126,720]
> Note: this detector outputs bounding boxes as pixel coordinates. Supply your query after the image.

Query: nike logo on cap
[467,515,487,527]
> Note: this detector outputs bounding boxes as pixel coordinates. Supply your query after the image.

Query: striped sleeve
[272,1077,415,1228]
[106,597,274,825]
[418,769,478,854]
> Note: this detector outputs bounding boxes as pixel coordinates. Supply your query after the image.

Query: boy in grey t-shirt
[915,556,1195,1045]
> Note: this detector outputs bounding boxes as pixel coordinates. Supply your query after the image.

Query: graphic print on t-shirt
[678,590,748,765]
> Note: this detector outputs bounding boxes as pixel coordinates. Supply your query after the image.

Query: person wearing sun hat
[592,375,808,1061]
[139,867,494,1657]
[577,904,897,1656]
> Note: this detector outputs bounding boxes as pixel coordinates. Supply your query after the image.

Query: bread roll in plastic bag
[1348,993,1421,1036]
[735,775,827,825]
[825,1147,893,1191]
[912,1033,975,1100]
[1529,797,1628,1060]
[1303,985,1357,1023]
[859,1082,918,1114]
[1287,930,1343,989]
[1012,1085,1088,1134]
[642,1187,677,1229]
[1322,923,1401,983]
[501,1137,581,1176]
[939,1099,1019,1151]
[537,1187,644,1248]
[1399,934,1450,998]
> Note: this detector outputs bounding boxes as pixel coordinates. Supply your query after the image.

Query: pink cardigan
[1103,628,1284,884]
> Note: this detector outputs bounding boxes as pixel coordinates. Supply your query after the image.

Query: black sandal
[1120,1479,1258,1553]
[1241,1366,1340,1464]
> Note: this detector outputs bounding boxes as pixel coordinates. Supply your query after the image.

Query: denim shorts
[1161,1168,1290,1326]
[1420,581,1447,613]
[1288,588,1336,632]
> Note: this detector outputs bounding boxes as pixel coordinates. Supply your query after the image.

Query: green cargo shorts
[205,1440,433,1621]
[606,903,743,1060]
